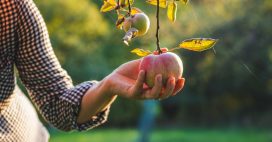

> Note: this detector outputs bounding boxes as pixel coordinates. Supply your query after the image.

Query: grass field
[49,128,272,142]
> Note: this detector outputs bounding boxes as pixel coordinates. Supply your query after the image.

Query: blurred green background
[26,0,272,141]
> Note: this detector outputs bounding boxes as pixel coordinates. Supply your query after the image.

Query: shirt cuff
[61,81,110,131]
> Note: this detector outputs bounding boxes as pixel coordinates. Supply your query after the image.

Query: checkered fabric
[0,0,109,141]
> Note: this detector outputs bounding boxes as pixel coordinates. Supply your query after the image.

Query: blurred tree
[37,0,111,82]
[161,0,272,128]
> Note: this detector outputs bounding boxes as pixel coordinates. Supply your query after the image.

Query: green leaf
[179,38,218,52]
[100,0,117,12]
[131,48,152,57]
[146,0,168,8]
[167,2,177,22]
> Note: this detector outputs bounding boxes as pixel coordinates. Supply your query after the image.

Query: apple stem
[156,0,162,54]
[127,0,131,16]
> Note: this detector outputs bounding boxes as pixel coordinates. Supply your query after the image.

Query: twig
[156,0,162,54]
[128,0,131,16]
[116,0,120,10]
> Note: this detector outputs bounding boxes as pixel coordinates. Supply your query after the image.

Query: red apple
[139,52,183,87]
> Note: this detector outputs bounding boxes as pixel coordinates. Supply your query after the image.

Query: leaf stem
[156,0,162,54]
[128,0,131,16]
[168,47,180,52]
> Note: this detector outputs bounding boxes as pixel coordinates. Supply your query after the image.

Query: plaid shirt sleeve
[13,0,109,131]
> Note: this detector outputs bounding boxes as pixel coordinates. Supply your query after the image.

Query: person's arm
[14,0,111,131]
[77,59,185,123]
[14,0,185,130]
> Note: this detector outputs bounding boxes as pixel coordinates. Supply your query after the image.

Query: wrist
[77,78,116,124]
[100,74,117,98]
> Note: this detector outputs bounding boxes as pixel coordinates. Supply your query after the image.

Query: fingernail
[157,75,162,82]
[140,70,145,76]
[170,78,175,84]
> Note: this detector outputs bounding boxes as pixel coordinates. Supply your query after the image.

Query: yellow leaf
[179,38,218,52]
[119,0,134,8]
[146,0,168,8]
[109,0,117,5]
[100,0,117,12]
[167,2,177,22]
[131,48,152,57]
[128,0,134,6]
[181,0,189,5]
[116,14,125,30]
[131,7,143,15]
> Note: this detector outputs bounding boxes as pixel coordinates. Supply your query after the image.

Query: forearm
[77,78,117,124]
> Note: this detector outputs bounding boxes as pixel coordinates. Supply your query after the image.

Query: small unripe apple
[139,52,183,87]
[123,13,150,36]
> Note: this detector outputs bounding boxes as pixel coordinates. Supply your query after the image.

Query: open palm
[107,59,185,100]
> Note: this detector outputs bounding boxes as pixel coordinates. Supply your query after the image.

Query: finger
[144,74,162,99]
[132,70,145,95]
[160,77,175,100]
[172,78,185,96]
[115,59,142,80]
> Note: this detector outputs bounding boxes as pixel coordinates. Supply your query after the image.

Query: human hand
[105,59,185,100]
[78,59,185,123]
